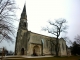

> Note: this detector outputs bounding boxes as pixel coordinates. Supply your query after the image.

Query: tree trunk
[55,36,59,56]
[41,40,43,56]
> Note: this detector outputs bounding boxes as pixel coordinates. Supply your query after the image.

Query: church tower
[15,4,28,55]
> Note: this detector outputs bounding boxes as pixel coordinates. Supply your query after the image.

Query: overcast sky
[0,0,80,51]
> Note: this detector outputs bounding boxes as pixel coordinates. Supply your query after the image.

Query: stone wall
[27,32,56,56]
[15,29,28,55]
[15,31,67,56]
[59,38,67,56]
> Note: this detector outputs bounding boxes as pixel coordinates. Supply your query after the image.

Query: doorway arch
[33,45,40,56]
[21,48,24,55]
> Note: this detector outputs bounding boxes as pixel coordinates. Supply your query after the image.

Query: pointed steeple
[21,3,27,20]
[19,3,28,30]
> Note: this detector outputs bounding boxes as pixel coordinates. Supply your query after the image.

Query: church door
[33,45,40,56]
[21,48,24,55]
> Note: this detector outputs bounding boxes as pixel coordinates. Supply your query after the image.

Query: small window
[24,22,26,27]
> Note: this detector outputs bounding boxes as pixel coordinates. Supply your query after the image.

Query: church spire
[21,3,27,19]
[19,3,28,30]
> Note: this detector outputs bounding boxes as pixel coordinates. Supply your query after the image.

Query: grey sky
[0,0,80,51]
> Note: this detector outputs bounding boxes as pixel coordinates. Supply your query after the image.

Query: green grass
[5,56,80,60]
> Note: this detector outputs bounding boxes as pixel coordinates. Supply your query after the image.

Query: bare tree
[42,18,68,56]
[62,36,73,47]
[0,0,17,43]
[74,35,80,45]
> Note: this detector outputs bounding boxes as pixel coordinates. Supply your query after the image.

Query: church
[15,4,67,56]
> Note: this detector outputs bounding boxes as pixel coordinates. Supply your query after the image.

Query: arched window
[41,39,44,44]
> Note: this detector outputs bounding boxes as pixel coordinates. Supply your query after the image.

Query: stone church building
[15,4,67,56]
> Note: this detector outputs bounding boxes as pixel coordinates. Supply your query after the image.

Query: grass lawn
[5,56,80,60]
